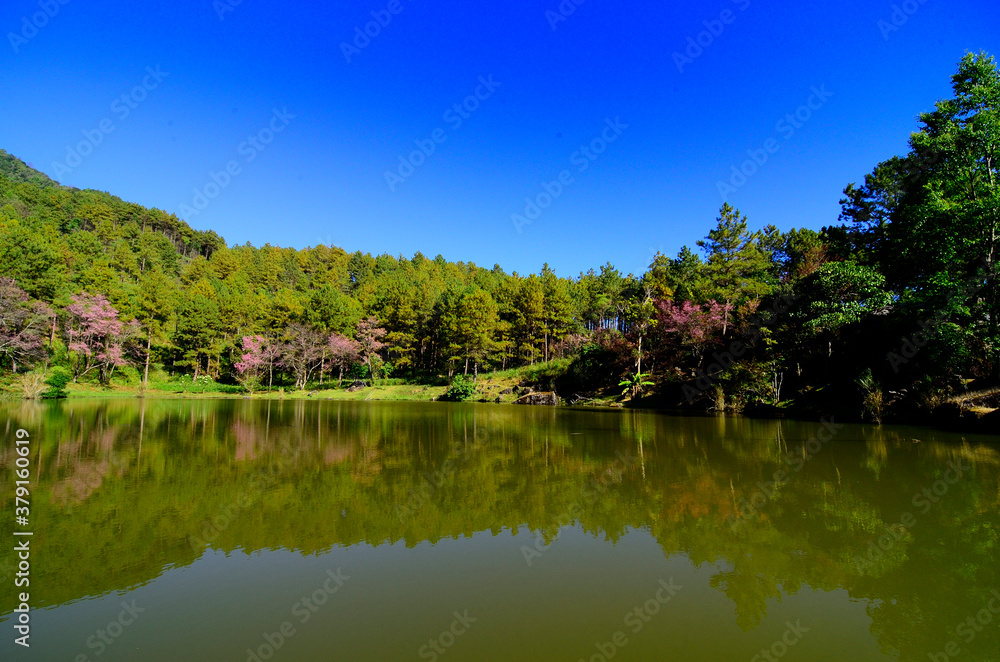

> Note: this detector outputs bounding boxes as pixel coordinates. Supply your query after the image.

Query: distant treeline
[1,52,997,418]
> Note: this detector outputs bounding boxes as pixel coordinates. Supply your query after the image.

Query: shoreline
[5,382,998,437]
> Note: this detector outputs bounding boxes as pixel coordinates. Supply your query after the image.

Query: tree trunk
[144,332,152,386]
[636,334,643,375]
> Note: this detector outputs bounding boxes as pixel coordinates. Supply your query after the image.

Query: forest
[1,52,998,424]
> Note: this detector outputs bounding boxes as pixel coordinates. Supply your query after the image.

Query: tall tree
[697,204,774,332]
[842,52,1000,379]
[174,280,222,379]
[541,265,575,361]
[65,292,138,384]
[328,333,360,386]
[0,278,50,372]
[355,317,387,384]
[280,323,325,390]
[455,287,500,379]
[136,270,176,386]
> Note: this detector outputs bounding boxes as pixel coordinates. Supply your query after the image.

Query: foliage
[0,278,50,372]
[66,292,138,384]
[618,371,654,397]
[328,333,361,387]
[856,369,884,424]
[17,372,46,399]
[0,53,998,415]
[441,374,478,401]
[42,367,71,399]
[234,335,268,394]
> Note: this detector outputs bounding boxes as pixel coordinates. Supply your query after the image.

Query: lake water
[1,399,999,661]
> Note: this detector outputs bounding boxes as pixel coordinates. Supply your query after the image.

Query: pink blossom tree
[234,335,268,394]
[327,333,360,386]
[0,278,49,373]
[280,323,326,390]
[355,317,386,384]
[656,299,730,367]
[65,292,138,384]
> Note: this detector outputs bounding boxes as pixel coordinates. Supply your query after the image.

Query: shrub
[857,369,884,424]
[42,367,71,399]
[441,375,477,402]
[18,372,47,399]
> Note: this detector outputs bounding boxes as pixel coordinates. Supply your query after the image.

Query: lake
[1,399,999,661]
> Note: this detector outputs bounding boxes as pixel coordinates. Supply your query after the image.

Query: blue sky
[2,0,997,277]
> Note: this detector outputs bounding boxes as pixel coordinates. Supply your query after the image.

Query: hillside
[0,149,69,189]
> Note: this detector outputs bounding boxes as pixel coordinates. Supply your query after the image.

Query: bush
[114,364,142,386]
[42,367,71,399]
[18,372,47,399]
[560,340,630,393]
[441,375,477,402]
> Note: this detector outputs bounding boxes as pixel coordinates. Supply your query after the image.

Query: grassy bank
[0,359,625,406]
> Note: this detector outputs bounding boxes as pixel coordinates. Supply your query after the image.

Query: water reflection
[1,399,998,660]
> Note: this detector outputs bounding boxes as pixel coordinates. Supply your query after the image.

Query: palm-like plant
[619,372,654,397]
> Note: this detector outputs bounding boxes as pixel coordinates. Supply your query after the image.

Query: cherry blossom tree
[65,292,138,384]
[280,323,326,390]
[355,317,386,384]
[234,335,269,394]
[327,333,360,386]
[656,299,730,366]
[0,278,49,373]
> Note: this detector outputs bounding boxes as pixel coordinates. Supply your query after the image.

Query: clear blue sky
[2,0,997,277]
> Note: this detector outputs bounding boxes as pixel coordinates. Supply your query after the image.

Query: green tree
[541,264,576,361]
[136,270,177,386]
[174,281,222,379]
[697,204,774,332]
[455,287,499,379]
